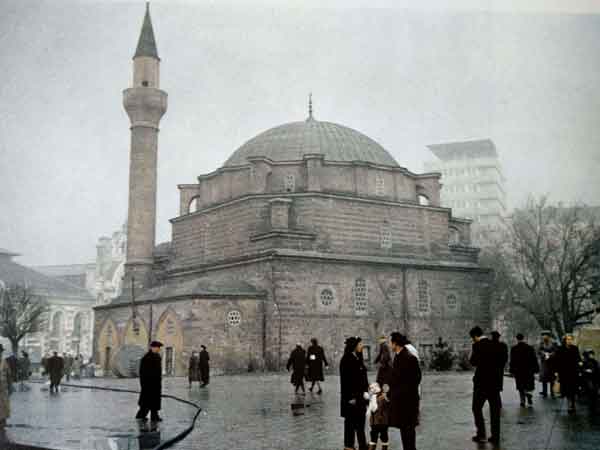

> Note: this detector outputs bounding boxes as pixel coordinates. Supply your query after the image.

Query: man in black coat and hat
[47,351,64,394]
[339,336,369,450]
[470,326,505,445]
[199,345,210,387]
[136,341,163,424]
[388,332,421,450]
[509,333,539,407]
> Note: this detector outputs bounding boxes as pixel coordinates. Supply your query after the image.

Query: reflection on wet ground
[5,373,600,450]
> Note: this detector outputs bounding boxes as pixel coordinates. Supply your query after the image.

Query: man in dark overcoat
[47,352,64,394]
[135,341,163,423]
[538,331,558,397]
[509,333,539,407]
[388,332,421,450]
[287,344,307,394]
[199,345,210,387]
[306,338,328,394]
[554,334,581,413]
[188,351,200,388]
[469,326,504,445]
[339,336,369,450]
[490,331,509,396]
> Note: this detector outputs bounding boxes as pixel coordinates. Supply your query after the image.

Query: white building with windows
[424,139,508,245]
[0,248,95,361]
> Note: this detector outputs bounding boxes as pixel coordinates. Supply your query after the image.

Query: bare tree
[494,197,600,337]
[0,284,49,354]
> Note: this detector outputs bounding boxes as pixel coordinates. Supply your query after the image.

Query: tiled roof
[0,259,94,300]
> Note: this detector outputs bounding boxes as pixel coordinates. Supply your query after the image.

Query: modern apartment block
[424,139,507,245]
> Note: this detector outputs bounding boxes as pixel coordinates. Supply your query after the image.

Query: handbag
[552,380,561,395]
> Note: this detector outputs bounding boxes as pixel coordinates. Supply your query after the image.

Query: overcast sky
[1,0,599,266]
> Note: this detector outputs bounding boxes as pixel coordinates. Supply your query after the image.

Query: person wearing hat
[47,351,64,394]
[537,331,558,398]
[136,341,164,424]
[509,334,539,407]
[340,336,369,450]
[490,331,508,398]
[199,345,210,387]
[287,343,307,395]
[388,332,421,450]
[0,344,11,428]
[469,326,504,445]
[374,335,391,368]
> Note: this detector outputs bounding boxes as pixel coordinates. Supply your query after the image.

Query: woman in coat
[340,336,369,450]
[199,345,210,387]
[188,352,200,388]
[306,338,328,394]
[509,333,539,407]
[555,334,581,413]
[287,344,307,394]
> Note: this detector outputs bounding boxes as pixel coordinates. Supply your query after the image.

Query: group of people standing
[188,345,210,388]
[340,332,421,450]
[287,338,329,395]
[40,351,86,393]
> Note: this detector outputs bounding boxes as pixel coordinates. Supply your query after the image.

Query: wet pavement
[4,372,600,450]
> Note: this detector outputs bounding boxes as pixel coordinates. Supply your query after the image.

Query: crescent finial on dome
[307,92,314,121]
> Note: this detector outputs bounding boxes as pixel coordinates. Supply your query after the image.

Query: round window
[320,288,334,306]
[227,310,242,326]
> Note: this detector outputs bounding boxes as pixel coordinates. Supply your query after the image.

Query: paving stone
[4,373,600,450]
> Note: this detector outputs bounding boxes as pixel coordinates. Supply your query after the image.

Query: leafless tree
[0,284,49,354]
[488,197,600,338]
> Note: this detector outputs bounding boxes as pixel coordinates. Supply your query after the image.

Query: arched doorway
[97,319,120,375]
[155,309,184,376]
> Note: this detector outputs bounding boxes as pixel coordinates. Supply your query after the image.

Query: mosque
[93,5,492,376]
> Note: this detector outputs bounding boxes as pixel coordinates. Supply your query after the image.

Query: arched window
[380,222,392,249]
[188,196,200,214]
[417,280,430,313]
[320,288,334,306]
[447,294,458,310]
[449,227,461,246]
[418,194,430,206]
[284,174,295,192]
[375,173,385,196]
[72,313,82,339]
[353,278,368,314]
[51,311,64,338]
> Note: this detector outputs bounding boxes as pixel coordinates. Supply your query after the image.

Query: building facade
[0,248,95,361]
[93,5,493,376]
[424,139,507,246]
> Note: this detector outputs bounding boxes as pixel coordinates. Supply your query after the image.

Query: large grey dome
[224,119,399,167]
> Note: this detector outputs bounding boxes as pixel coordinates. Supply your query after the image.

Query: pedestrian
[554,334,581,414]
[18,351,31,382]
[287,343,306,395]
[47,351,64,393]
[366,382,390,450]
[374,336,391,366]
[5,354,17,385]
[509,333,539,408]
[469,326,503,445]
[306,338,329,394]
[199,345,210,387]
[0,345,11,429]
[188,351,200,388]
[581,350,599,414]
[72,355,82,380]
[538,331,558,398]
[135,341,164,425]
[388,332,421,450]
[340,336,369,450]
[64,353,73,382]
[376,344,393,390]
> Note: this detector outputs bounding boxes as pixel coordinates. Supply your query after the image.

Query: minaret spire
[134,2,159,60]
[307,92,314,121]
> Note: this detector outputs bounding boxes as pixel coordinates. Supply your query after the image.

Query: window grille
[417,280,430,312]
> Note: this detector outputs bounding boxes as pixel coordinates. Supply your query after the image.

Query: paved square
[4,372,600,450]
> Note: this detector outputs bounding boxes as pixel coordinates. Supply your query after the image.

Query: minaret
[122,3,167,295]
